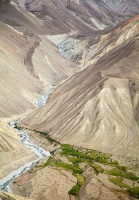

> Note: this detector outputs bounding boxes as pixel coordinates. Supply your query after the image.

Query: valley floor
[9,128,139,200]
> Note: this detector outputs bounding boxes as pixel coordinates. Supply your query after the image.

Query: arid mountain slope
[16,0,139,66]
[1,0,139,118]
[19,0,139,33]
[0,1,139,200]
[22,15,139,158]
[102,0,139,15]
[0,3,76,118]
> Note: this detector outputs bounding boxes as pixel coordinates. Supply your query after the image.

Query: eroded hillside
[0,0,139,200]
[1,0,138,118]
[22,15,139,159]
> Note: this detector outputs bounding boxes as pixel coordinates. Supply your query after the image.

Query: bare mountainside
[0,20,75,118]
[1,0,138,175]
[0,0,139,200]
[22,15,139,158]
[0,0,139,118]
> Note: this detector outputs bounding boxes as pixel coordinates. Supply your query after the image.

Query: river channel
[0,86,56,192]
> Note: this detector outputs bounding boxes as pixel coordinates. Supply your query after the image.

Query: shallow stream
[0,86,55,192]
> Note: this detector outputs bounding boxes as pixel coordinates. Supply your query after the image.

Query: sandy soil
[79,167,132,200]
[11,167,77,200]
[0,190,33,200]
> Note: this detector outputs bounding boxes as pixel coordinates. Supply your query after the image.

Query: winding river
[0,86,56,192]
[0,120,51,192]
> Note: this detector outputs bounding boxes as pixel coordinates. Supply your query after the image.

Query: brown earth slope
[0,2,77,119]
[0,0,138,119]
[0,1,139,199]
[22,15,139,159]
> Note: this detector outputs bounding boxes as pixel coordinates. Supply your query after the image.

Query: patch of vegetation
[87,149,109,160]
[108,168,124,177]
[109,177,131,190]
[69,157,84,164]
[75,174,85,186]
[128,187,139,198]
[106,160,119,166]
[43,157,53,167]
[14,125,23,130]
[61,145,92,160]
[87,149,109,156]
[97,158,110,164]
[36,131,60,144]
[36,157,53,168]
[117,165,126,171]
[123,172,139,181]
[68,174,85,196]
[50,159,82,174]
[61,144,73,150]
[92,163,104,174]
[61,144,114,165]
[104,169,110,174]
[68,184,80,196]
[37,141,139,199]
